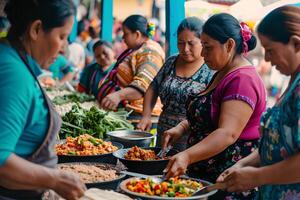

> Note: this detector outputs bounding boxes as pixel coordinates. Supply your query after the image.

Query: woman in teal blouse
[78,40,115,98]
[0,0,85,199]
[217,6,300,199]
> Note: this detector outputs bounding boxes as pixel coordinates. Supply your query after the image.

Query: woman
[217,6,300,199]
[0,1,85,199]
[137,17,214,151]
[163,13,266,199]
[98,15,165,112]
[78,40,115,97]
[48,54,75,82]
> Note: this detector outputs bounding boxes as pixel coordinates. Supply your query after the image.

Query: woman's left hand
[100,92,121,110]
[222,166,260,192]
[164,151,191,179]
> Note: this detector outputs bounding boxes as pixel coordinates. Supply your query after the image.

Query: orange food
[124,146,161,160]
[55,134,118,156]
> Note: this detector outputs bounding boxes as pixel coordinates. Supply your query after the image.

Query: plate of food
[56,134,123,163]
[113,146,178,175]
[119,176,217,200]
[57,162,127,190]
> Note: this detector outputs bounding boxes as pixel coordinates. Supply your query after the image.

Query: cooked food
[55,134,118,156]
[124,146,161,160]
[126,177,203,197]
[58,163,118,183]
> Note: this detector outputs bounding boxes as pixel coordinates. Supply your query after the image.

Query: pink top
[211,66,266,140]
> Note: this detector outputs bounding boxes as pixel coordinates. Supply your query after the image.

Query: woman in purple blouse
[163,13,266,199]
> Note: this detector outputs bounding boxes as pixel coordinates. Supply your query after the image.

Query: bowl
[119,176,217,200]
[106,130,156,148]
[57,141,123,164]
[113,147,178,175]
[57,162,126,190]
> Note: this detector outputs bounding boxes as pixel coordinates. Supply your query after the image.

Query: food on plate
[126,177,203,197]
[58,163,118,183]
[55,134,118,156]
[124,146,165,160]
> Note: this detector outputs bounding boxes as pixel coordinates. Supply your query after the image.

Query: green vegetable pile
[52,92,95,105]
[59,104,134,139]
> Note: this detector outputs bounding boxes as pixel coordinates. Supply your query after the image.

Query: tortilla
[80,188,132,200]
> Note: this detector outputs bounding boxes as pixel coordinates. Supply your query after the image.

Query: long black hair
[5,0,75,38]
[202,13,257,54]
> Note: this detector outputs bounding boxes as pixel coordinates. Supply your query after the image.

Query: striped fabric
[117,39,165,94]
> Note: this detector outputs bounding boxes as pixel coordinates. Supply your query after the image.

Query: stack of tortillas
[80,188,132,200]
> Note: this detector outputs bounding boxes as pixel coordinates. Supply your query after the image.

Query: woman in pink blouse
[162,13,266,199]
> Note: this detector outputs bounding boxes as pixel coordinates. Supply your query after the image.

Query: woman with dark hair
[137,17,214,151]
[98,14,165,114]
[163,13,266,199]
[0,0,86,199]
[78,40,116,96]
[217,6,300,199]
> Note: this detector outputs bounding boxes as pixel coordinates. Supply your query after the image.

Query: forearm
[186,128,237,164]
[237,149,260,167]
[0,154,57,190]
[257,152,300,185]
[142,85,158,117]
[118,87,143,101]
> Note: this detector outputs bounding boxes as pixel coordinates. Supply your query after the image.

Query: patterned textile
[97,39,164,110]
[78,62,114,97]
[117,39,165,94]
[186,67,266,199]
[151,55,214,151]
[258,73,300,200]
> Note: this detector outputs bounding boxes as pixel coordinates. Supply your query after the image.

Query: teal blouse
[0,43,49,166]
[49,54,74,80]
[259,73,300,199]
[79,62,114,97]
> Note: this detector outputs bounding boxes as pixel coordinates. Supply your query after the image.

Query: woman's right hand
[137,116,152,131]
[52,170,86,200]
[162,125,185,149]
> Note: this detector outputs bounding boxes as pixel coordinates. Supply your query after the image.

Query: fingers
[217,169,231,182]
[162,131,172,149]
[101,98,117,110]
[137,122,146,131]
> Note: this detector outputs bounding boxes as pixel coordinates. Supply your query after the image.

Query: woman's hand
[164,151,191,179]
[219,166,260,193]
[162,125,185,149]
[100,92,121,110]
[137,116,152,131]
[52,170,86,200]
[217,162,243,182]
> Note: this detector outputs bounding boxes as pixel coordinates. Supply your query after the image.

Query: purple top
[211,66,266,140]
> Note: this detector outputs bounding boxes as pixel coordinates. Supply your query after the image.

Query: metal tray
[119,177,217,200]
[106,130,156,148]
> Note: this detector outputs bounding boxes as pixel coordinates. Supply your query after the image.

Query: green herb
[52,92,95,105]
[59,104,134,139]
